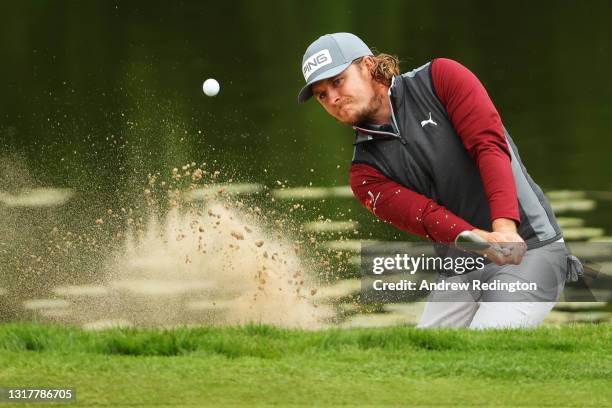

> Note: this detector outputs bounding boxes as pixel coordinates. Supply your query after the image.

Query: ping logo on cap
[302,49,332,81]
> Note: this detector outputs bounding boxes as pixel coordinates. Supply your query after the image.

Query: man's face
[311,60,381,126]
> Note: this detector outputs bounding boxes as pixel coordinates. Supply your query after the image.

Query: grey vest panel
[352,61,562,248]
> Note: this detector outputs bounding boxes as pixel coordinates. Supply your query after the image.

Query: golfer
[298,33,582,328]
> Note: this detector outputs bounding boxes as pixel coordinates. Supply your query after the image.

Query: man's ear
[361,56,376,78]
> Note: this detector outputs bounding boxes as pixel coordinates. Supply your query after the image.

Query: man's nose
[328,89,341,106]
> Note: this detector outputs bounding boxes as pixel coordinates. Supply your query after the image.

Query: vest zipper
[388,76,400,134]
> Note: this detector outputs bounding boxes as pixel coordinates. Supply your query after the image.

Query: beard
[335,93,385,126]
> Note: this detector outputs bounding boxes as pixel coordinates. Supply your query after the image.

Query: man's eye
[318,92,326,100]
[333,78,342,86]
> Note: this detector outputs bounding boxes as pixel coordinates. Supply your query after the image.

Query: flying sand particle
[231,231,244,240]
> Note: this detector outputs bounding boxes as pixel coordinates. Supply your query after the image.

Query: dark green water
[1,1,611,319]
[2,1,612,189]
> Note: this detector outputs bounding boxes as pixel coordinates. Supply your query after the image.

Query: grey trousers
[417,239,568,328]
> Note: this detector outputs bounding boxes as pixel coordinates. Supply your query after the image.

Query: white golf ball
[202,78,220,97]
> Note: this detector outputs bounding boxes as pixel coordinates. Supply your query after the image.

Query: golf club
[455,230,512,256]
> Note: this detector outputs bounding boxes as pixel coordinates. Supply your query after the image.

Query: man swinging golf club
[298,32,581,328]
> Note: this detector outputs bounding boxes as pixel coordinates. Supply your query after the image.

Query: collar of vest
[352,123,400,145]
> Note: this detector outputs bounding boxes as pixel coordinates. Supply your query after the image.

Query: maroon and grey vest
[352,61,562,248]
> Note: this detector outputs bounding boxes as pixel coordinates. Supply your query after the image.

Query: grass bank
[0,323,610,406]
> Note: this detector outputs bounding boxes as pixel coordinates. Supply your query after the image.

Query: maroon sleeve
[431,58,520,225]
[350,163,475,242]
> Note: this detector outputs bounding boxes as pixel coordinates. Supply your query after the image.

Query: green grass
[0,323,610,407]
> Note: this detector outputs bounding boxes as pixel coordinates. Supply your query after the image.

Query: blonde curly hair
[353,53,400,86]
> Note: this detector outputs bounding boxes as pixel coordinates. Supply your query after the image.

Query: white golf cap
[297,33,372,103]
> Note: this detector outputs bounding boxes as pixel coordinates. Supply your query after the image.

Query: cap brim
[297,62,352,103]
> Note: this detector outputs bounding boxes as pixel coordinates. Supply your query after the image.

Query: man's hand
[471,221,527,265]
